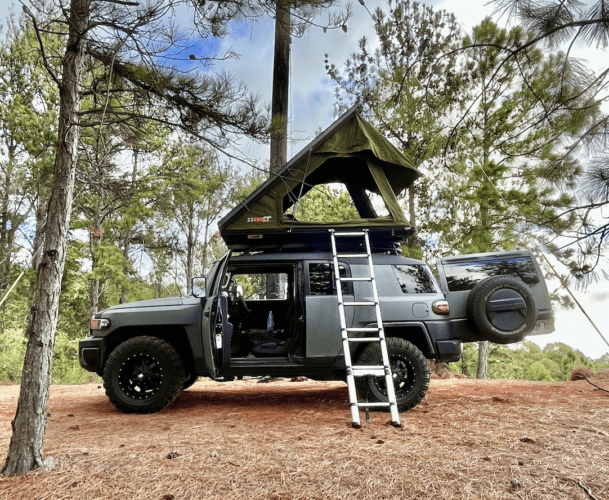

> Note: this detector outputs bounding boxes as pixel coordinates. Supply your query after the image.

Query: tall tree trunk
[2,0,89,476]
[186,214,195,295]
[120,235,130,304]
[268,1,290,298]
[121,149,139,304]
[476,91,491,380]
[406,185,418,256]
[0,141,17,283]
[477,340,489,379]
[31,203,48,271]
[89,212,103,317]
[270,0,290,174]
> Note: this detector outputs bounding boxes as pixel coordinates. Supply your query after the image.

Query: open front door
[202,251,232,380]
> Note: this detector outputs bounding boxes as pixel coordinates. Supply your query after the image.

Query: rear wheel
[354,338,430,413]
[103,336,184,414]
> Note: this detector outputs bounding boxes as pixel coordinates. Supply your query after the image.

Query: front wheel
[354,338,430,413]
[103,336,185,414]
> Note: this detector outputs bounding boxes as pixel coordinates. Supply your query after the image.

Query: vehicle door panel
[202,251,231,378]
[305,261,354,360]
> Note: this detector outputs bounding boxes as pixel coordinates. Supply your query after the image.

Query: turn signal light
[90,318,110,330]
[432,300,450,315]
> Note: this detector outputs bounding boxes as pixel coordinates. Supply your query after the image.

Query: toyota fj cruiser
[79,248,554,415]
[78,106,554,416]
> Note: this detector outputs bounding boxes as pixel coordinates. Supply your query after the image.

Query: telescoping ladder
[329,229,401,427]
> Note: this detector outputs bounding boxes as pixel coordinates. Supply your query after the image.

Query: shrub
[524,361,554,382]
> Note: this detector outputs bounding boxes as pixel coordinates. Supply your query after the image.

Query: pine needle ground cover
[1,375,607,500]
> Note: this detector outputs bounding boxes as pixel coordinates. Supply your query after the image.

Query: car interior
[223,264,299,358]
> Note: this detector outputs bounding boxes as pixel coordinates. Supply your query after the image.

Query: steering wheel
[230,282,250,315]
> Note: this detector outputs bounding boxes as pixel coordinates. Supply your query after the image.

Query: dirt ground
[0,375,608,500]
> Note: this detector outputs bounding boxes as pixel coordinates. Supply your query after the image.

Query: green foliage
[293,185,359,222]
[0,329,27,383]
[329,6,595,265]
[524,361,553,382]
[452,340,609,382]
[52,331,101,384]
[0,328,99,384]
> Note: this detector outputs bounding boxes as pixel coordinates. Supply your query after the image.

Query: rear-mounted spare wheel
[467,276,538,344]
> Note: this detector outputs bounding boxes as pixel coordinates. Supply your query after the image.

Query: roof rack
[225,226,413,255]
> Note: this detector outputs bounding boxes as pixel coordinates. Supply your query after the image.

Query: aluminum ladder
[329,229,401,427]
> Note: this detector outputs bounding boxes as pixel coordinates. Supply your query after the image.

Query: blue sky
[2,0,608,359]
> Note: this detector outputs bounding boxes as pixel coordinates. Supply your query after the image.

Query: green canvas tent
[219,105,422,251]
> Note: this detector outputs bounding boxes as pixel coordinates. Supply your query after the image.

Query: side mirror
[192,277,206,298]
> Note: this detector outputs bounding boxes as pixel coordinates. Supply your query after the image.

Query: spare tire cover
[466,276,538,344]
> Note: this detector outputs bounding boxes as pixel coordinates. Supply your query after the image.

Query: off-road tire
[354,337,430,413]
[467,276,538,344]
[103,336,185,414]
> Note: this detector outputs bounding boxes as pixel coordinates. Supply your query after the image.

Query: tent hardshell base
[222,225,415,253]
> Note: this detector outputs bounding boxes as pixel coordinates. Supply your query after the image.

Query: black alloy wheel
[355,337,430,413]
[118,352,163,399]
[103,336,184,414]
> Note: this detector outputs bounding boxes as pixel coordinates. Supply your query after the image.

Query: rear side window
[308,263,350,295]
[392,265,440,294]
[443,256,540,292]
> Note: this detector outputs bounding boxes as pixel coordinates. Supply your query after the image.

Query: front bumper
[78,336,105,375]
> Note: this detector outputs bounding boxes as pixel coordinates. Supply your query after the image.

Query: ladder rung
[348,337,382,342]
[357,402,391,408]
[343,301,376,306]
[337,253,368,258]
[332,231,366,237]
[346,327,379,332]
[352,366,386,376]
[340,277,372,282]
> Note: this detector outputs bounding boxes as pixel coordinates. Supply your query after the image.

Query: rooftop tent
[218,105,422,251]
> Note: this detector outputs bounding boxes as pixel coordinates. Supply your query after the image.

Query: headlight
[432,300,450,315]
[90,318,110,330]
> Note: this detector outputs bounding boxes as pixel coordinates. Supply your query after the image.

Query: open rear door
[202,251,232,379]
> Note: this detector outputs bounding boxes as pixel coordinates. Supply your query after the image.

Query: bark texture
[477,340,489,379]
[270,0,290,174]
[2,0,89,476]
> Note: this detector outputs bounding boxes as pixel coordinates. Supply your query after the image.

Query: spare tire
[466,276,537,344]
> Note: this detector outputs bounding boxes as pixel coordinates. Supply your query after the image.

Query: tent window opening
[288,183,359,223]
[366,190,390,217]
[282,157,396,223]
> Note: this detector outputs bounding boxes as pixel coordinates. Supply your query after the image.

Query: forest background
[0,0,608,387]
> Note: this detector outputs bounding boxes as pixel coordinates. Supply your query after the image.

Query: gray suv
[79,248,553,415]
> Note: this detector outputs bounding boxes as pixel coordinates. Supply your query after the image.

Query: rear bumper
[423,321,463,362]
[78,336,105,374]
[436,340,463,363]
